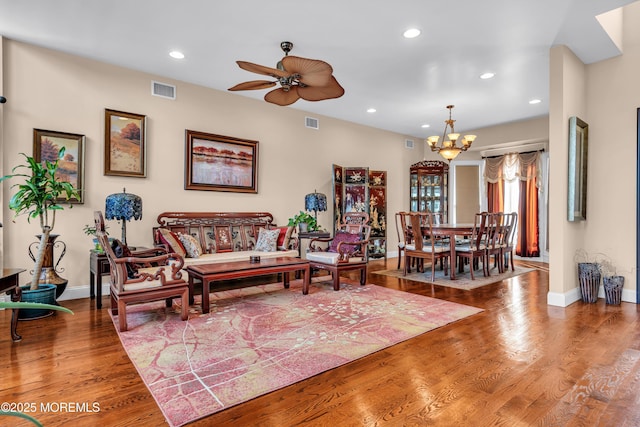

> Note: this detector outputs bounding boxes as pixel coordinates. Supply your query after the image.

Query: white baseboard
[57,283,110,302]
[548,285,636,307]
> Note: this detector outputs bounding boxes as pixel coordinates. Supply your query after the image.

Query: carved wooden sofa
[152,212,298,267]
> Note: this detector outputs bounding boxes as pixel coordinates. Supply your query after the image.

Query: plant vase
[299,223,308,233]
[603,275,624,305]
[28,234,68,298]
[577,262,600,303]
[18,284,57,320]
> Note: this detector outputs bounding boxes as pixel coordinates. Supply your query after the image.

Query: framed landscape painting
[33,128,85,204]
[104,109,146,177]
[185,130,258,193]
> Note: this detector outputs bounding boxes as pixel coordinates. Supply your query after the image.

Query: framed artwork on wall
[33,128,85,204]
[104,109,146,177]
[567,116,588,221]
[185,130,258,193]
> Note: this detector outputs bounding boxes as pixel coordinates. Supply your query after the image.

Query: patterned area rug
[111,278,483,426]
[373,265,534,290]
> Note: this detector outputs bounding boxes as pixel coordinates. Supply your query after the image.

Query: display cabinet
[410,160,449,221]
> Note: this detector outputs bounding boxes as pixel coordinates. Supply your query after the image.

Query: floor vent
[405,139,415,149]
[151,81,176,100]
[305,117,319,129]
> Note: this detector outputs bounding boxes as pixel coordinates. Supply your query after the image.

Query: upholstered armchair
[94,211,189,332]
[306,212,371,291]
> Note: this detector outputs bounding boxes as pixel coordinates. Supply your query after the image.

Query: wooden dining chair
[94,211,190,332]
[394,212,409,270]
[501,212,518,271]
[455,212,490,280]
[403,212,449,281]
[486,212,507,274]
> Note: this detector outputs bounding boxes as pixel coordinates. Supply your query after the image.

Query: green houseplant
[288,211,320,232]
[0,149,80,291]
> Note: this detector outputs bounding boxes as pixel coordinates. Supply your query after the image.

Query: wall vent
[151,81,176,100]
[305,116,319,129]
[405,139,415,149]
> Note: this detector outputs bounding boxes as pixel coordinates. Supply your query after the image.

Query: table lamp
[304,190,327,225]
[105,188,142,246]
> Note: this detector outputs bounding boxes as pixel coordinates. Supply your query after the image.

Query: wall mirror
[567,116,588,221]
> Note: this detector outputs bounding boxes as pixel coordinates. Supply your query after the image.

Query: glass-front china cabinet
[409,160,449,221]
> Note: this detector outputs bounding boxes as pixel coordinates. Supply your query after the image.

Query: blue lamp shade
[105,188,142,246]
[305,191,327,217]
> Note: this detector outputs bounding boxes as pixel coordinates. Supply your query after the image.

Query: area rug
[111,278,483,426]
[373,265,534,290]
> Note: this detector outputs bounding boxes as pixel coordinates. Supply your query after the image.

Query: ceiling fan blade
[228,80,277,91]
[281,56,333,87]
[236,61,290,78]
[297,76,345,101]
[264,87,300,106]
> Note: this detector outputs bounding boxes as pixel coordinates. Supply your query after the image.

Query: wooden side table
[0,268,26,341]
[89,250,110,309]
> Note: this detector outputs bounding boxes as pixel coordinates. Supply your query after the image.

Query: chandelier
[426,105,476,162]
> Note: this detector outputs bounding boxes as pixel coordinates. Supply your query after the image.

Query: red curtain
[517,177,539,257]
[487,180,504,213]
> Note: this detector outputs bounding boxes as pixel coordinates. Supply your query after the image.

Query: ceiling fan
[228,41,344,106]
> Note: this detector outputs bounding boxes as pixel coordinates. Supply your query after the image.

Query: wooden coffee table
[185,257,310,314]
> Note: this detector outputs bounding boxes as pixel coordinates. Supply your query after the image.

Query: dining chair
[403,212,449,281]
[94,211,189,332]
[394,212,410,270]
[486,212,506,274]
[455,212,490,280]
[501,212,518,271]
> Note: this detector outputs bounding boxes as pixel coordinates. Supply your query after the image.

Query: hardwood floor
[2,259,639,426]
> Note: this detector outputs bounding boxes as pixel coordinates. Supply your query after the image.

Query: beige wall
[455,165,480,222]
[1,39,424,297]
[547,1,640,305]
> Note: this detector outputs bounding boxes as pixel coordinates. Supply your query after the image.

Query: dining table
[430,223,474,280]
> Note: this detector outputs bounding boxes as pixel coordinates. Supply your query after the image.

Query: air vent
[151,81,176,100]
[305,117,319,129]
[405,139,415,149]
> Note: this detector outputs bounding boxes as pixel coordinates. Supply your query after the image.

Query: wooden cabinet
[410,160,449,221]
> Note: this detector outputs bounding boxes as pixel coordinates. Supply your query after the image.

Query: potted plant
[288,211,320,233]
[0,149,80,300]
[83,223,110,251]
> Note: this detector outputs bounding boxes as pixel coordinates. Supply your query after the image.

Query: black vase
[29,234,68,298]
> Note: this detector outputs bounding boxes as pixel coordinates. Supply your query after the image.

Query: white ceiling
[0,0,636,139]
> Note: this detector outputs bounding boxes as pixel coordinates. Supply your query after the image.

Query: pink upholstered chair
[306,212,371,291]
[94,211,189,332]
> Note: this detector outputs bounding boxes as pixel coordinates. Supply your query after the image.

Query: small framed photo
[185,130,258,193]
[104,109,146,177]
[33,129,85,204]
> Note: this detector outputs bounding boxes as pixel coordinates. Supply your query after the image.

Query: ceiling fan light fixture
[229,41,344,106]
[427,105,476,162]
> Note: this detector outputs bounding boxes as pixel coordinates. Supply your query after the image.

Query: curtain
[485,156,504,213]
[484,151,541,257]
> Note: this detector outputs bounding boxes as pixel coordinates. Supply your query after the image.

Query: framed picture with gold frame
[185,130,258,193]
[33,128,85,204]
[567,116,588,221]
[104,109,146,177]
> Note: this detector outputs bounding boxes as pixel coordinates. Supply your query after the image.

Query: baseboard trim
[57,283,110,302]
[548,286,636,307]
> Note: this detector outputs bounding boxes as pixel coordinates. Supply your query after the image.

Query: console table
[1,268,26,341]
[298,231,330,257]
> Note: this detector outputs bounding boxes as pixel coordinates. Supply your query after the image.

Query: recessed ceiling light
[529,99,542,104]
[480,72,495,79]
[421,124,430,128]
[367,108,377,113]
[403,28,421,39]
[169,50,185,59]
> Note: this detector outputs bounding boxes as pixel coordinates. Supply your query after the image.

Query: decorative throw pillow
[178,233,203,258]
[276,226,294,250]
[328,231,361,255]
[111,239,137,278]
[254,228,279,252]
[157,228,186,257]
